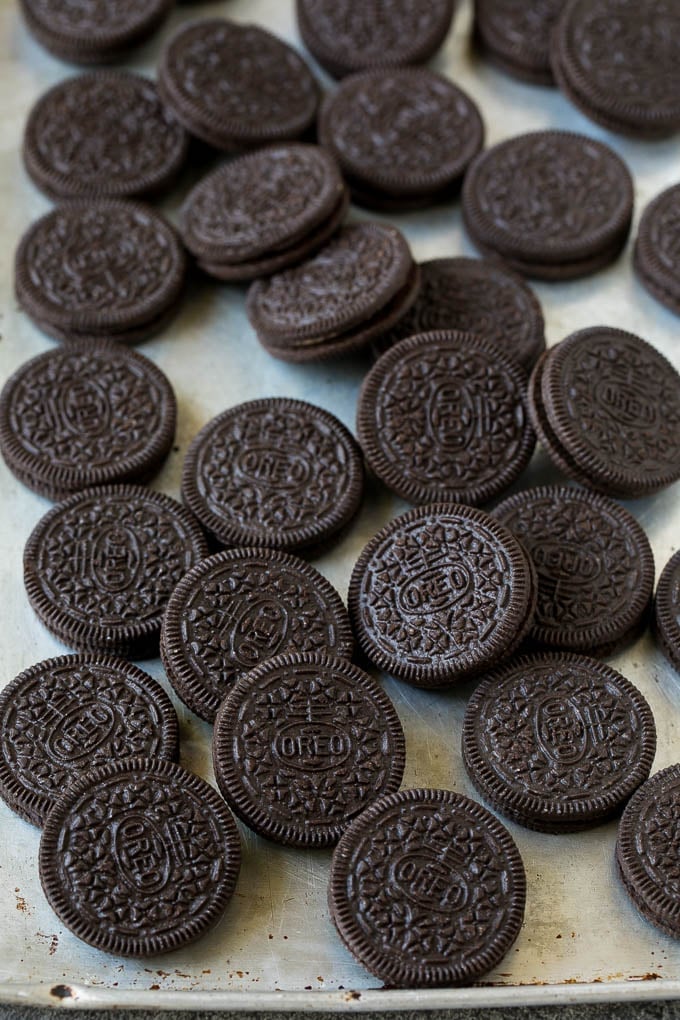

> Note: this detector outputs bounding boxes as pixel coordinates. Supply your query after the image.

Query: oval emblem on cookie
[46,701,117,764]
[113,812,172,894]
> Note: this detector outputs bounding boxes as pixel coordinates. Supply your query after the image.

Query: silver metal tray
[2,0,680,1010]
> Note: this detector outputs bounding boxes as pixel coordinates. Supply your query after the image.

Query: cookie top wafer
[634,184,680,316]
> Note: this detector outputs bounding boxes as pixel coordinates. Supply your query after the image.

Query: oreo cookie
[23,71,188,200]
[654,550,680,673]
[462,131,633,280]
[348,504,536,688]
[24,485,208,658]
[161,548,354,722]
[527,327,680,498]
[493,485,655,656]
[328,788,526,986]
[0,655,178,828]
[634,184,680,316]
[0,340,176,501]
[246,223,420,361]
[15,201,186,345]
[181,145,348,282]
[552,0,680,138]
[474,0,563,85]
[181,398,364,553]
[39,758,241,957]
[463,653,657,832]
[296,0,455,79]
[213,653,405,847]
[357,331,535,506]
[318,69,483,210]
[159,20,319,151]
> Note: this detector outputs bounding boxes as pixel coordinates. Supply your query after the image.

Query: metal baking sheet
[2,0,680,1010]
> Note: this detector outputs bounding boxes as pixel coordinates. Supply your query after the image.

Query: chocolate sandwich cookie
[372,257,546,372]
[24,485,208,658]
[181,398,364,553]
[246,223,419,361]
[357,331,535,506]
[463,653,657,832]
[181,145,348,281]
[23,71,188,201]
[0,341,176,501]
[493,486,655,656]
[15,200,186,345]
[552,0,680,139]
[161,548,354,722]
[654,550,680,673]
[329,788,526,986]
[20,0,173,64]
[348,503,536,688]
[318,69,483,210]
[296,0,455,79]
[159,20,319,152]
[617,765,680,937]
[213,653,405,848]
[462,131,633,280]
[528,327,680,498]
[0,655,178,828]
[634,184,680,316]
[39,757,241,956]
[474,0,563,85]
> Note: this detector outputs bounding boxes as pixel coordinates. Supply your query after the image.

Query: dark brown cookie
[348,503,536,688]
[213,653,405,848]
[24,484,208,658]
[474,0,563,85]
[161,548,354,722]
[296,0,455,79]
[246,223,419,361]
[493,486,655,656]
[634,184,680,316]
[23,71,188,200]
[463,653,657,832]
[181,144,347,280]
[15,200,186,343]
[181,398,364,553]
[329,788,526,986]
[357,331,535,506]
[655,550,680,673]
[0,655,178,828]
[159,20,319,151]
[20,0,173,64]
[0,340,176,501]
[372,257,546,372]
[39,757,241,957]
[552,0,680,139]
[462,131,633,280]
[318,69,483,209]
[531,327,680,498]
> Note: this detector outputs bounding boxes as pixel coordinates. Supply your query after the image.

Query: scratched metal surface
[1,0,680,1011]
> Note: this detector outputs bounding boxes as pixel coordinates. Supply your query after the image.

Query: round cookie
[474,0,563,85]
[348,503,536,688]
[0,340,176,501]
[23,71,188,200]
[213,653,405,848]
[357,331,535,506]
[654,550,680,673]
[462,131,633,279]
[552,0,680,139]
[329,788,526,986]
[493,485,655,656]
[0,655,178,828]
[318,68,483,209]
[634,184,680,316]
[159,20,319,151]
[181,398,364,553]
[296,0,455,79]
[161,548,354,722]
[24,485,208,658]
[39,758,241,957]
[463,653,657,832]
